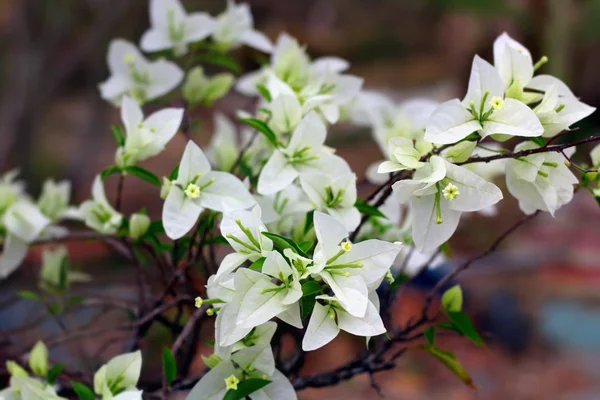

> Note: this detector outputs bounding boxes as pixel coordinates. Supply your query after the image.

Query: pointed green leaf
[447,311,485,346]
[261,232,308,258]
[355,200,386,219]
[100,165,123,181]
[239,118,278,147]
[419,345,475,389]
[162,347,177,386]
[71,382,95,400]
[223,378,272,400]
[124,166,161,187]
[441,285,462,312]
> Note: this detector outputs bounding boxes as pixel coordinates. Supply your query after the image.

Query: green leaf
[529,136,546,146]
[48,302,62,316]
[169,165,180,181]
[239,118,278,147]
[424,327,435,345]
[124,166,161,187]
[303,210,314,235]
[47,363,64,385]
[298,240,314,254]
[441,285,462,312]
[300,281,322,320]
[100,165,122,181]
[261,232,308,257]
[18,290,42,302]
[256,84,272,102]
[71,382,95,400]
[162,347,177,386]
[439,241,452,257]
[223,378,272,400]
[419,345,475,389]
[148,220,165,235]
[199,52,242,74]
[355,200,386,219]
[111,125,125,147]
[447,312,485,346]
[249,257,266,271]
[301,280,323,297]
[67,296,85,307]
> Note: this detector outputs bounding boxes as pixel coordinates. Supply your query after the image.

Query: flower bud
[6,361,28,378]
[160,177,174,200]
[129,213,151,240]
[29,341,48,377]
[445,141,476,163]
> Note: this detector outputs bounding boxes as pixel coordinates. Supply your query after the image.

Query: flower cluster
[1,0,598,399]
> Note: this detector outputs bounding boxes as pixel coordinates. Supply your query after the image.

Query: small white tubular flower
[530,81,596,138]
[506,142,578,216]
[211,0,273,53]
[257,112,349,195]
[99,39,184,105]
[235,250,302,329]
[141,0,214,56]
[308,212,402,317]
[377,137,424,174]
[162,141,255,239]
[221,205,273,262]
[299,171,360,231]
[302,293,385,351]
[392,156,503,251]
[425,55,543,145]
[116,96,183,167]
[80,176,123,235]
[94,351,142,399]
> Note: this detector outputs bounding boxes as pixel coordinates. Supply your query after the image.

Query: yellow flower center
[225,375,240,391]
[184,183,201,199]
[489,96,504,111]
[442,183,460,201]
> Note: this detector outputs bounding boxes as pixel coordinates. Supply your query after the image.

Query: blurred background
[1,0,600,399]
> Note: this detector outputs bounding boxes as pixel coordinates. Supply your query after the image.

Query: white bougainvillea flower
[493,32,535,100]
[215,321,278,361]
[257,112,348,195]
[207,114,242,171]
[4,376,67,400]
[255,183,313,234]
[425,55,543,145]
[80,176,123,235]
[392,156,503,251]
[302,293,385,351]
[377,136,425,174]
[269,94,303,134]
[528,80,595,137]
[221,205,273,265]
[506,142,577,216]
[308,212,402,317]
[0,201,50,279]
[186,360,296,400]
[299,171,360,231]
[162,141,255,239]
[37,179,79,222]
[211,0,273,53]
[99,39,183,105]
[94,351,142,399]
[116,96,183,167]
[141,0,214,56]
[235,250,302,329]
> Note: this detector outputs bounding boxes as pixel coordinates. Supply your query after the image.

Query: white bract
[116,96,183,167]
[425,55,543,144]
[206,113,243,171]
[257,112,348,195]
[37,179,77,222]
[377,136,425,174]
[255,184,313,235]
[162,141,255,239]
[302,293,385,351]
[141,0,214,56]
[80,176,123,235]
[211,0,273,53]
[506,143,577,216]
[307,212,402,317]
[392,156,503,251]
[299,171,360,231]
[99,39,183,105]
[93,351,142,400]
